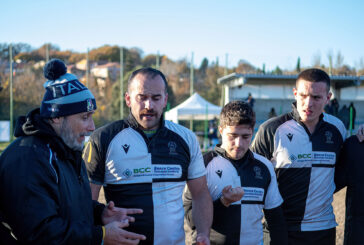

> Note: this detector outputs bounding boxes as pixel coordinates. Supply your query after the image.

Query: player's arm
[90,183,102,201]
[83,136,105,201]
[187,176,213,245]
[183,186,194,228]
[264,206,288,245]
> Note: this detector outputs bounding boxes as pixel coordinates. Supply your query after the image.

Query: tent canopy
[165,93,221,123]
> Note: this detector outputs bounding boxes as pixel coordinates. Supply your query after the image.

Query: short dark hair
[220,101,256,128]
[128,67,168,93]
[297,68,330,91]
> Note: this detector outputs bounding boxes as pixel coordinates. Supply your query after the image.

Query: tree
[89,45,120,62]
[124,48,142,72]
[69,52,86,63]
[312,51,321,68]
[142,54,159,67]
[235,60,256,74]
[272,66,283,75]
[296,57,301,73]
[336,51,344,69]
[199,58,209,76]
[327,49,334,75]
[0,64,44,121]
[357,57,364,75]
[193,60,224,106]
[0,43,32,60]
[336,65,355,76]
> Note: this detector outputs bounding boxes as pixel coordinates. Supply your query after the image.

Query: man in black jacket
[0,59,145,244]
[335,133,364,245]
[184,101,287,245]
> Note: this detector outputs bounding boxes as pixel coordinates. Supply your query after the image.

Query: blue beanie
[40,59,97,118]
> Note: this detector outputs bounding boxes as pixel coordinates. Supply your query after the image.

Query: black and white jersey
[184,147,282,245]
[83,114,206,245]
[251,103,346,232]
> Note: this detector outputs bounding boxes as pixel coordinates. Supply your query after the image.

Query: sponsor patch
[288,151,335,165]
[124,164,182,179]
[312,152,336,164]
[242,187,265,202]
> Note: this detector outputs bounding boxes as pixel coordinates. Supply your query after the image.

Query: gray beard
[59,119,85,152]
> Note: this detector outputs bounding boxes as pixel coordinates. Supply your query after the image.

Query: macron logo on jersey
[215,170,223,178]
[287,133,293,141]
[122,144,130,154]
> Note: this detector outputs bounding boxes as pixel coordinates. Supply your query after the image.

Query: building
[217,73,364,127]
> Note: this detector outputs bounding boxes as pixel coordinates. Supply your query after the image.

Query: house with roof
[217,73,364,127]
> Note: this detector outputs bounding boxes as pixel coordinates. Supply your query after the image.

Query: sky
[1,0,364,71]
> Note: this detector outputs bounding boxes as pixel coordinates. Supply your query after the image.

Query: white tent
[165,93,221,123]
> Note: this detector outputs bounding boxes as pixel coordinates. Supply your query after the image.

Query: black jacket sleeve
[264,205,288,245]
[0,146,103,245]
[334,139,349,192]
[93,200,106,226]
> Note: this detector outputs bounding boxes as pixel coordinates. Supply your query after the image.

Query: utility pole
[224,53,228,76]
[190,52,194,130]
[86,48,89,87]
[190,52,194,96]
[156,50,160,69]
[45,43,49,62]
[120,47,124,119]
[9,44,13,141]
[220,53,228,107]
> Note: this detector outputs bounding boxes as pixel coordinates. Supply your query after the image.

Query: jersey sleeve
[254,154,283,209]
[251,123,274,161]
[187,131,206,180]
[83,135,105,185]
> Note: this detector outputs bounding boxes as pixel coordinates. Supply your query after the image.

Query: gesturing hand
[102,201,143,225]
[220,185,244,207]
[104,220,146,245]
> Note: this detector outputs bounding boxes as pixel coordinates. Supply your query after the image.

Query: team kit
[1,60,363,245]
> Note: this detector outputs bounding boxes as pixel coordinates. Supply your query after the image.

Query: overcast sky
[1,0,363,70]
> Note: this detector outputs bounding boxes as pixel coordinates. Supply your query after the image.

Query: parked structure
[217,73,364,126]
